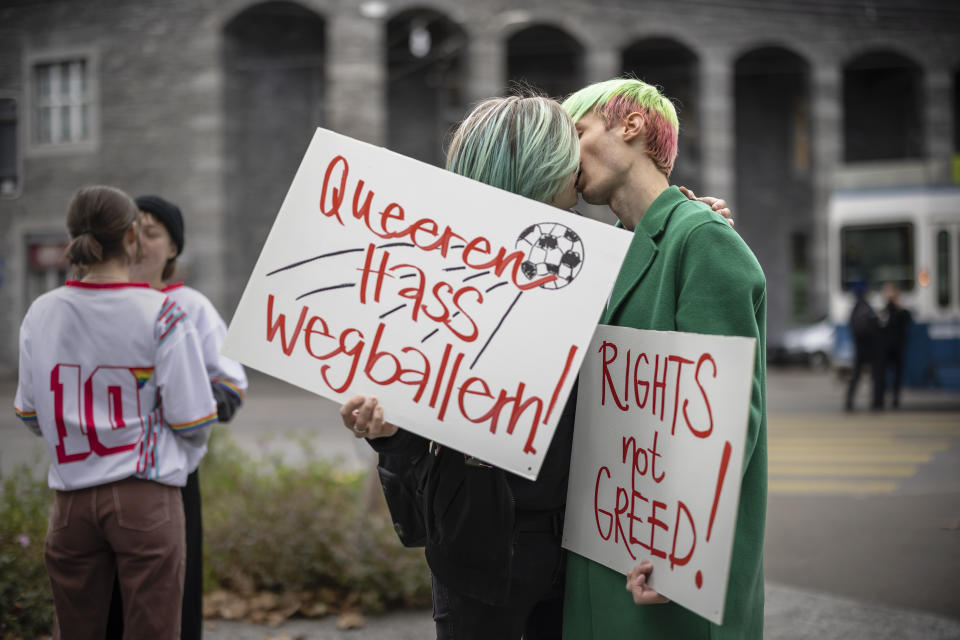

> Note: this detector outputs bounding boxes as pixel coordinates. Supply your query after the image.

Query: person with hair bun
[13,185,217,639]
[103,194,248,640]
[338,94,733,639]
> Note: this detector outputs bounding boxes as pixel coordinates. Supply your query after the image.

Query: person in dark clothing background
[845,280,883,411]
[339,95,581,640]
[878,282,912,409]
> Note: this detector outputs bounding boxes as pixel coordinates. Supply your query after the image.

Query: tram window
[840,223,914,291]
[936,230,950,307]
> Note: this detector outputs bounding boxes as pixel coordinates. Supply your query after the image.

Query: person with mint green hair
[339,93,733,640]
[561,77,767,639]
[445,95,581,208]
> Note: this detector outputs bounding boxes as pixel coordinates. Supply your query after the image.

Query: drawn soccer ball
[515,223,585,290]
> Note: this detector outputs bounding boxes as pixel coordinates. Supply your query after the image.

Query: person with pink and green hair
[561,78,767,639]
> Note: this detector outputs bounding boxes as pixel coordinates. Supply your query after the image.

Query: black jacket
[369,384,578,605]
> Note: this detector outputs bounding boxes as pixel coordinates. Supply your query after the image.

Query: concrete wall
[1,0,958,373]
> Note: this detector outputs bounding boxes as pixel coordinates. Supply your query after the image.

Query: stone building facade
[1,0,958,373]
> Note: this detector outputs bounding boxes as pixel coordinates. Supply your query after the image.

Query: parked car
[771,317,836,369]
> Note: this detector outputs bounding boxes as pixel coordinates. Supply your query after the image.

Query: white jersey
[14,281,217,490]
[161,283,247,400]
[161,282,247,471]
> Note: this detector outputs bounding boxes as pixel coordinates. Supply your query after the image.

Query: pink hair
[599,95,678,177]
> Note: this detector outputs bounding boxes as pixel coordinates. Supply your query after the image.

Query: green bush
[0,465,54,638]
[200,427,431,612]
[0,427,431,634]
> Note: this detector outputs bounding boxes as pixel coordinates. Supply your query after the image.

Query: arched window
[622,38,700,190]
[222,1,326,309]
[953,66,959,154]
[735,46,813,329]
[386,9,466,167]
[843,50,924,162]
[506,25,584,98]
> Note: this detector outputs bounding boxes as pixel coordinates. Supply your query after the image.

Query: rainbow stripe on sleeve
[131,367,155,389]
[212,378,246,400]
[169,412,218,433]
[14,407,37,422]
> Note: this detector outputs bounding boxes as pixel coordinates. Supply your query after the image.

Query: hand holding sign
[340,395,397,439]
[626,561,670,605]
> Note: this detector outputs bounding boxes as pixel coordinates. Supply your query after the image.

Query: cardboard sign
[222,128,632,479]
[562,325,756,624]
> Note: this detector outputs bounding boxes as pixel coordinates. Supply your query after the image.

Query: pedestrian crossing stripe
[773,438,951,449]
[770,416,960,429]
[767,412,959,496]
[769,452,935,463]
[772,463,917,477]
[769,479,899,495]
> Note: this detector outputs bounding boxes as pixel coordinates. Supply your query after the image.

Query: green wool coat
[563,186,768,639]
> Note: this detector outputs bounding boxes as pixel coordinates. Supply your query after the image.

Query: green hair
[562,78,679,177]
[446,95,579,204]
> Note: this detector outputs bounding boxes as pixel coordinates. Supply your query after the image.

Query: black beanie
[135,195,184,256]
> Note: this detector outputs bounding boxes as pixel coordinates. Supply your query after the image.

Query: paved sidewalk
[5,368,959,475]
[4,370,958,638]
[201,581,960,639]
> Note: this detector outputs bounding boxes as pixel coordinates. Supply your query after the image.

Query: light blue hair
[446,95,580,204]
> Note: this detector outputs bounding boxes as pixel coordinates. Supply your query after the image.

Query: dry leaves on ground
[336,612,366,630]
[203,587,369,627]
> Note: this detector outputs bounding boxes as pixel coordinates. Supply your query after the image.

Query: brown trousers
[44,477,185,640]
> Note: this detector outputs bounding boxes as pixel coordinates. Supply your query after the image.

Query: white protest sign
[562,325,756,624]
[223,128,632,480]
